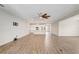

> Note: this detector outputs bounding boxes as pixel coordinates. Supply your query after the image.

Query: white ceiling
[0,4,79,22]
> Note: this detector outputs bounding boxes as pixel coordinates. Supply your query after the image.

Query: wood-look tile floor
[0,34,79,54]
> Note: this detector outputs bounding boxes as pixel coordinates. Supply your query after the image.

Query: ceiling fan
[39,12,50,19]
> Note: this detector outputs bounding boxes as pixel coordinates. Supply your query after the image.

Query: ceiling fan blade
[0,4,4,7]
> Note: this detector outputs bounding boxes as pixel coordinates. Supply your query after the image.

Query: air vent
[0,4,4,7]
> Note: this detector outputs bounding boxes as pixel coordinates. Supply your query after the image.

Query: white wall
[59,14,79,36]
[28,19,58,35]
[51,22,58,36]
[0,10,29,46]
[28,19,52,34]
